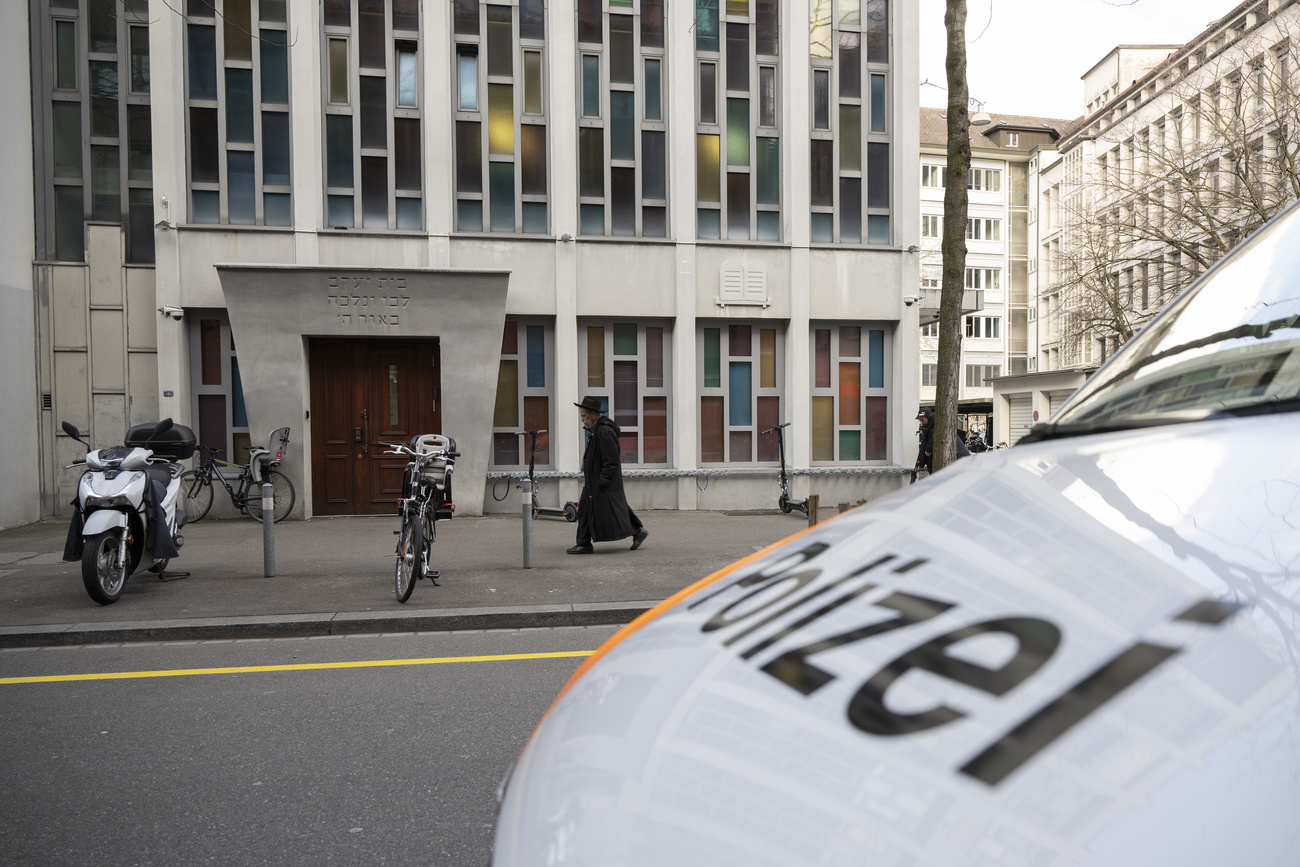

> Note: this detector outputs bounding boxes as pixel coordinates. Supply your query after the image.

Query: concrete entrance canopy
[215,264,510,518]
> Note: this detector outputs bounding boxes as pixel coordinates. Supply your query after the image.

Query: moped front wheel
[82,530,127,604]
[394,513,422,603]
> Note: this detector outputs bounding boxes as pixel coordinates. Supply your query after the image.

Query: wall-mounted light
[157,305,184,321]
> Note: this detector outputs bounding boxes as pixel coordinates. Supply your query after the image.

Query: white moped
[61,418,196,604]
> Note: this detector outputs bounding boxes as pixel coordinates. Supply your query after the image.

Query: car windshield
[1052,201,1300,427]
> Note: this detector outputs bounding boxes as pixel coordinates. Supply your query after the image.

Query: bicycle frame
[194,447,272,513]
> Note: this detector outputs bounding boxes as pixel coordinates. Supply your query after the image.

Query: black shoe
[631,528,648,550]
[567,544,594,555]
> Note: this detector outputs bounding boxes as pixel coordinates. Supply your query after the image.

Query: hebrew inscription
[327,276,410,327]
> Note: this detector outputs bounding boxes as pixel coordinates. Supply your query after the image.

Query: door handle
[361,409,369,455]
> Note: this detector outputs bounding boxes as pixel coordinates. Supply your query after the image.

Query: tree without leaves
[933,0,971,472]
[1045,10,1300,367]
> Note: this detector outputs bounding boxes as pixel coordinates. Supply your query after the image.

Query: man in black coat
[568,396,648,554]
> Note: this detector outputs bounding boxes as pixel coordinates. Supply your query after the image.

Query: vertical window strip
[493,319,553,467]
[697,0,779,241]
[583,321,672,465]
[700,322,783,464]
[810,323,888,462]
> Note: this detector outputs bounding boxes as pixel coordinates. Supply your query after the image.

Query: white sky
[918,0,1244,119]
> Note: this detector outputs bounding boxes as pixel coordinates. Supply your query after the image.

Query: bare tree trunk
[934,0,970,471]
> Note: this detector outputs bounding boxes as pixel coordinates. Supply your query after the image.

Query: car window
[1054,202,1300,426]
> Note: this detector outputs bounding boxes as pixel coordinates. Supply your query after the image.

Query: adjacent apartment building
[916,107,1070,438]
[997,0,1300,444]
[3,0,923,527]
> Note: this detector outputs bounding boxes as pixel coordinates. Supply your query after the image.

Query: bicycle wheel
[245,470,296,523]
[394,511,422,603]
[179,471,214,522]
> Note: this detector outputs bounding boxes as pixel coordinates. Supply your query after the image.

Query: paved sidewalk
[0,509,810,647]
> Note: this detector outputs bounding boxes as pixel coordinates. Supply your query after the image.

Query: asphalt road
[0,625,620,866]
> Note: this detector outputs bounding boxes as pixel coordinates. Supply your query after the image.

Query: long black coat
[581,416,634,542]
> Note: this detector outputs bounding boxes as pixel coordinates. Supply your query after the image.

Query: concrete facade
[17,0,923,520]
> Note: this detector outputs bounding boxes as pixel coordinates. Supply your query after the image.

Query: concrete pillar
[0,0,40,527]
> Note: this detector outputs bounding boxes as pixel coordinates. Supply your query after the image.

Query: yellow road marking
[0,650,595,685]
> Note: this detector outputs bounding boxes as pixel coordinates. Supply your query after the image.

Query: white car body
[494,203,1300,865]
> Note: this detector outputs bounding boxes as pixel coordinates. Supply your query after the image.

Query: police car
[493,201,1300,866]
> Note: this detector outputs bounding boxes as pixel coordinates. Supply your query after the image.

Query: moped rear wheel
[394,514,422,603]
[82,530,127,605]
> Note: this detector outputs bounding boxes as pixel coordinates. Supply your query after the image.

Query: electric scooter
[522,429,578,522]
[760,422,809,515]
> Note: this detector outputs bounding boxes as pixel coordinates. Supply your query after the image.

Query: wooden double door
[309,339,441,515]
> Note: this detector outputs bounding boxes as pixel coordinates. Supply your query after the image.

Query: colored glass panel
[201,319,222,384]
[459,49,478,110]
[643,397,667,464]
[700,63,717,124]
[868,330,885,387]
[329,38,349,104]
[756,137,779,205]
[524,397,549,464]
[613,323,638,356]
[228,151,256,224]
[578,0,602,43]
[190,107,220,183]
[757,396,779,461]
[864,396,886,459]
[53,102,82,178]
[501,320,518,354]
[727,100,750,166]
[494,360,519,426]
[612,92,635,160]
[759,67,776,126]
[866,0,888,62]
[730,431,752,463]
[840,105,861,170]
[56,21,77,89]
[760,329,776,387]
[129,26,150,92]
[587,326,605,387]
[456,121,482,193]
[494,432,519,465]
[487,6,513,77]
[225,69,254,143]
[870,74,887,131]
[454,0,479,35]
[642,0,664,48]
[728,173,750,239]
[611,16,634,84]
[358,0,385,68]
[839,31,861,98]
[839,362,860,424]
[696,0,719,52]
[646,328,664,387]
[397,49,419,107]
[488,84,514,155]
[579,128,604,196]
[521,125,547,195]
[527,325,545,387]
[813,70,829,129]
[393,0,419,30]
[701,397,725,462]
[810,0,832,58]
[642,131,666,199]
[363,75,390,148]
[812,396,834,461]
[395,118,421,191]
[729,362,753,425]
[868,142,889,208]
[729,324,751,356]
[727,24,749,91]
[756,0,779,55]
[614,360,638,427]
[362,156,389,227]
[841,177,862,242]
[524,51,542,113]
[188,24,217,99]
[582,55,600,116]
[224,0,252,61]
[697,135,720,202]
[611,168,636,235]
[90,145,120,222]
[814,329,831,387]
[520,0,545,39]
[90,61,118,138]
[261,30,288,103]
[326,114,353,187]
[645,60,662,120]
[704,328,720,387]
[840,326,861,357]
[489,162,515,231]
[839,430,861,461]
[128,106,152,182]
[839,0,860,25]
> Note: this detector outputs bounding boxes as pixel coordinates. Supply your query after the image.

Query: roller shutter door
[1047,390,1074,420]
[1008,395,1033,445]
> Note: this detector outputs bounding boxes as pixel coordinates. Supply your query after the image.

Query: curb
[0,600,659,648]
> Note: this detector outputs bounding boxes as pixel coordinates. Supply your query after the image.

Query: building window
[965,267,1000,290]
[1005,131,1019,147]
[189,315,251,467]
[920,362,936,386]
[967,168,1000,191]
[921,164,945,188]
[810,324,888,462]
[39,0,155,262]
[576,0,668,237]
[187,0,292,227]
[322,0,424,230]
[809,0,889,244]
[965,316,1000,338]
[695,0,780,241]
[582,321,671,465]
[453,0,549,233]
[699,322,782,463]
[965,217,999,240]
[492,318,553,466]
[920,264,941,289]
[920,322,938,338]
[964,364,1001,387]
[921,214,940,237]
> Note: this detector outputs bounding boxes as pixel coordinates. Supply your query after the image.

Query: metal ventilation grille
[43,394,52,410]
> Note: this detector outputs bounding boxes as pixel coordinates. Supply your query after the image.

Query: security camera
[158,305,184,321]
[902,295,921,307]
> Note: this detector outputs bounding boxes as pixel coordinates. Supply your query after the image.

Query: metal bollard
[261,481,275,577]
[520,475,534,569]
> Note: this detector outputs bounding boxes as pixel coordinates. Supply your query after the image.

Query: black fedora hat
[574,396,604,413]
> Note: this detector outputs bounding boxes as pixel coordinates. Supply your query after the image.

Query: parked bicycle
[179,427,295,523]
[377,435,458,603]
[760,422,808,515]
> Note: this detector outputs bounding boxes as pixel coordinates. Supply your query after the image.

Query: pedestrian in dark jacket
[915,407,935,473]
[568,396,648,554]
